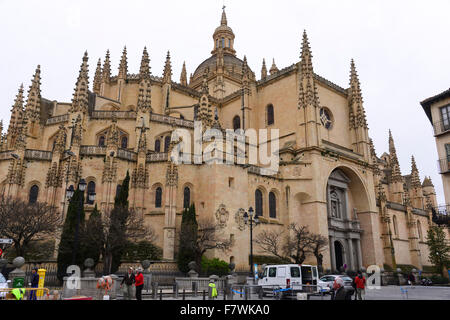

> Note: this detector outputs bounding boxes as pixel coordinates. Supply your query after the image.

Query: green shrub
[430,275,450,284]
[383,264,393,272]
[201,257,229,276]
[122,240,162,261]
[396,264,418,274]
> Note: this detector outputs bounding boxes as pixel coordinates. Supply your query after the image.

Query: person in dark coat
[120,267,135,300]
[331,277,347,300]
[29,268,39,300]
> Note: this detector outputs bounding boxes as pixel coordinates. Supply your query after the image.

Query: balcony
[46,114,69,125]
[437,158,450,174]
[91,111,137,119]
[432,205,450,226]
[80,146,107,156]
[116,148,137,161]
[150,113,194,128]
[146,153,168,162]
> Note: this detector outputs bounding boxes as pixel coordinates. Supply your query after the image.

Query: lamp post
[66,178,87,265]
[243,207,259,282]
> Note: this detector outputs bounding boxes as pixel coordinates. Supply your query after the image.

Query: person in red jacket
[135,268,144,300]
[354,272,366,300]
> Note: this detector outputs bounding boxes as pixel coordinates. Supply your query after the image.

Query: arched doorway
[326,167,368,272]
[334,241,344,271]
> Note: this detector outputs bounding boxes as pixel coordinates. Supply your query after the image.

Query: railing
[80,146,107,156]
[433,120,450,136]
[175,278,226,292]
[146,153,168,162]
[117,148,137,161]
[432,204,450,226]
[150,113,194,128]
[91,111,137,119]
[0,151,13,160]
[437,158,450,174]
[46,114,69,125]
[24,149,52,161]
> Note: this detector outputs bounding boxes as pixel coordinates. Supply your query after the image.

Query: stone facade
[0,8,442,272]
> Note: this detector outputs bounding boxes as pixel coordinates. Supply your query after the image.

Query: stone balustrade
[24,149,53,161]
[146,153,168,162]
[0,151,13,160]
[80,146,107,156]
[117,148,137,161]
[46,114,69,125]
[150,113,194,128]
[91,110,137,119]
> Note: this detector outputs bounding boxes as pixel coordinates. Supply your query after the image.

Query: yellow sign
[37,269,46,297]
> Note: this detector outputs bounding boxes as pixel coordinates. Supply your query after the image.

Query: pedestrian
[209,279,218,299]
[331,277,347,300]
[29,268,39,300]
[354,271,366,300]
[120,267,135,300]
[408,273,415,286]
[351,275,358,300]
[135,268,144,301]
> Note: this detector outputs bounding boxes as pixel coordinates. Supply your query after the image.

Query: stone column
[356,239,363,271]
[347,238,355,271]
[329,236,336,272]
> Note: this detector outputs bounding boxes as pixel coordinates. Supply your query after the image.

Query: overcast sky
[1,0,449,204]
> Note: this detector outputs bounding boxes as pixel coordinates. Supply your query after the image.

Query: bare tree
[81,207,156,275]
[0,197,61,257]
[179,218,233,272]
[284,224,314,264]
[308,233,328,273]
[255,224,325,265]
[255,229,289,262]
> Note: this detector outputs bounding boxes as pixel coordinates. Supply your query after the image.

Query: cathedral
[0,8,442,272]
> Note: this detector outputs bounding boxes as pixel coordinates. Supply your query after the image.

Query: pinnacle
[163,50,172,83]
[221,6,228,26]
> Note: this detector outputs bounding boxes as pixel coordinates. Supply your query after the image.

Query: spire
[163,51,172,84]
[269,58,279,75]
[221,6,228,26]
[389,130,403,183]
[70,51,90,114]
[300,30,313,79]
[102,50,111,83]
[118,46,128,79]
[349,59,368,129]
[298,30,320,110]
[410,155,421,189]
[137,47,152,113]
[180,61,187,86]
[422,176,434,188]
[8,84,24,135]
[139,47,151,80]
[261,58,268,79]
[93,58,102,94]
[24,65,42,123]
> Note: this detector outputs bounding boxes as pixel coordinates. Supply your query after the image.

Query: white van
[258,264,325,297]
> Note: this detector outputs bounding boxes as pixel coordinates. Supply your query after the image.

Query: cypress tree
[57,189,86,281]
[108,171,130,274]
[177,204,198,273]
[82,204,103,267]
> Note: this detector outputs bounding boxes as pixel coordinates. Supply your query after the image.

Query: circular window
[320,108,333,129]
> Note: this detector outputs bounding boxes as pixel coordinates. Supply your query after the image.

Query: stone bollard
[152,282,158,299]
[8,257,26,288]
[83,258,95,278]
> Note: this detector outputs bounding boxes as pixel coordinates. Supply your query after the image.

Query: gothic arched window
[29,185,39,204]
[393,215,398,237]
[164,136,171,153]
[183,187,191,209]
[121,136,128,149]
[87,181,95,204]
[155,139,161,153]
[233,115,241,131]
[269,192,277,219]
[255,189,263,217]
[98,136,106,147]
[267,104,274,126]
[155,187,162,208]
[115,184,121,198]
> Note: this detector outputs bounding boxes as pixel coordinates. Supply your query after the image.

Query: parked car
[319,275,355,295]
[0,273,8,299]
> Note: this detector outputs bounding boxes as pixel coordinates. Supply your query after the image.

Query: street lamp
[243,206,259,282]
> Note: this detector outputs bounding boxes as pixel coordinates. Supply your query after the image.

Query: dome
[193,53,245,79]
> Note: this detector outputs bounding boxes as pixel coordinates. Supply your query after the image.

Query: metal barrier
[0,287,52,300]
